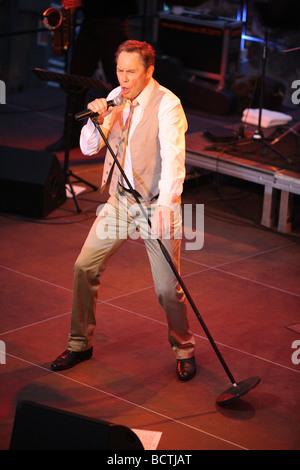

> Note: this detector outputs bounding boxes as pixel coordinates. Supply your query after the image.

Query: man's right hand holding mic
[75,95,123,123]
[87,98,110,125]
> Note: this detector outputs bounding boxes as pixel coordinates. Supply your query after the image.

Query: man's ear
[146,65,154,79]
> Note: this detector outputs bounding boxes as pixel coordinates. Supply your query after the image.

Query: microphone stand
[64,90,99,213]
[250,29,290,162]
[208,29,290,164]
[32,67,111,213]
[90,115,261,406]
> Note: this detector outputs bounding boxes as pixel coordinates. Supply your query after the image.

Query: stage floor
[0,87,300,450]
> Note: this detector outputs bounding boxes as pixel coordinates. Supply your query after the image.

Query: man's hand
[87,98,111,124]
[151,205,173,240]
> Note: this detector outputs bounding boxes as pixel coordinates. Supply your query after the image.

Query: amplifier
[155,11,242,87]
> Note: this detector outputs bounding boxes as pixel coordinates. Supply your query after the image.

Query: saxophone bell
[42,6,72,56]
[42,7,63,30]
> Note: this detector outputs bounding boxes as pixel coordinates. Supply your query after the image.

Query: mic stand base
[216,376,261,406]
[209,131,292,164]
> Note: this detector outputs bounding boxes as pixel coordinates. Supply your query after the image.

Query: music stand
[32,67,111,212]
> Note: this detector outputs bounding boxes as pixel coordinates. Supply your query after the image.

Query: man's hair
[115,40,155,70]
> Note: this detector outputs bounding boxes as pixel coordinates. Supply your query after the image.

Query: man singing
[51,40,196,381]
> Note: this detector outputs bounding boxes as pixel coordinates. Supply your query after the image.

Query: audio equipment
[0,146,66,217]
[9,401,144,450]
[155,11,242,88]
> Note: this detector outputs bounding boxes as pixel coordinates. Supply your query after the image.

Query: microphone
[75,95,123,120]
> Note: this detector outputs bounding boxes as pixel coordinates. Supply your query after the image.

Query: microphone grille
[114,95,123,106]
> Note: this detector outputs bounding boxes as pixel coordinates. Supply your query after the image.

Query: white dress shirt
[80,78,188,208]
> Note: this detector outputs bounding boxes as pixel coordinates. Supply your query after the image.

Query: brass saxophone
[43,7,72,56]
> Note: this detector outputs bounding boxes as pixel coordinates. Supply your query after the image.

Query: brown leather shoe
[51,347,93,371]
[177,356,196,381]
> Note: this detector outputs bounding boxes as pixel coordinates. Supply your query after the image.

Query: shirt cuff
[157,193,177,208]
[79,118,101,155]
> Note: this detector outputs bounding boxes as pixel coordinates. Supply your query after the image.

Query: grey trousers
[68,186,195,360]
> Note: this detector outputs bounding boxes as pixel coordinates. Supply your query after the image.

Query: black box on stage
[9,401,144,450]
[154,54,237,115]
[155,11,242,86]
[0,146,66,218]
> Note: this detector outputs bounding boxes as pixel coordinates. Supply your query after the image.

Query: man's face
[116,51,153,102]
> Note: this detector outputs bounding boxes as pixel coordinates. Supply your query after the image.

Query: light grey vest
[101,80,165,202]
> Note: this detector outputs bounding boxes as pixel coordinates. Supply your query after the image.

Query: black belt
[118,183,142,199]
[118,183,159,202]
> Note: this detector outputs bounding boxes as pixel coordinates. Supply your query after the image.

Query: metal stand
[90,115,261,406]
[32,67,111,212]
[269,44,300,155]
[249,29,290,163]
[209,29,291,164]
[270,121,300,155]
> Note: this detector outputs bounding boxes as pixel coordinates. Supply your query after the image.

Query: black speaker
[183,77,237,115]
[9,401,144,450]
[156,12,241,77]
[0,146,66,217]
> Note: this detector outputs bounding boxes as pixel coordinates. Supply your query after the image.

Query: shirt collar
[134,78,155,110]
